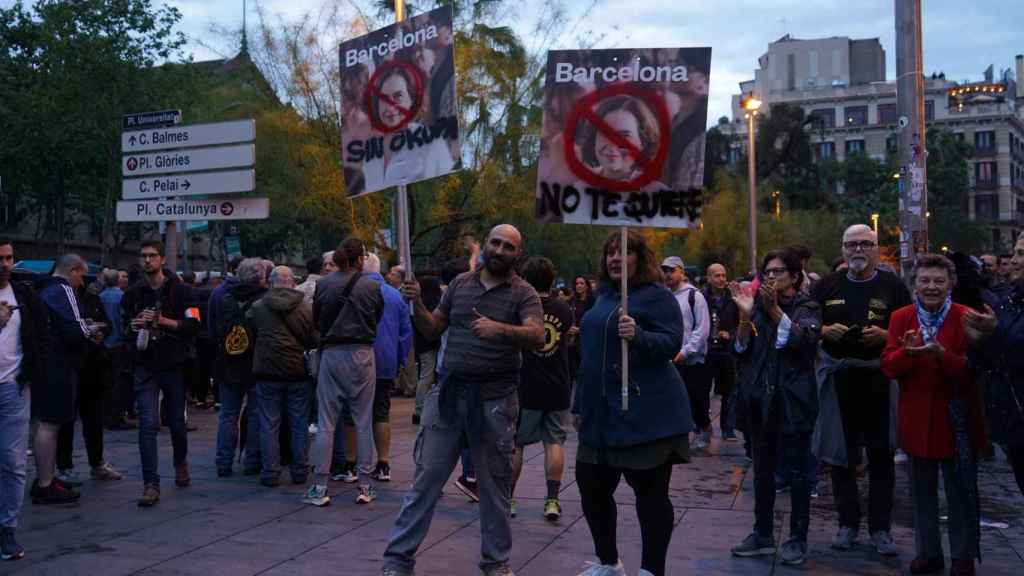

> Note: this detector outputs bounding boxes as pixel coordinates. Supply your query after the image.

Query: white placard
[121,120,255,153]
[122,144,254,177]
[122,169,255,200]
[116,197,269,222]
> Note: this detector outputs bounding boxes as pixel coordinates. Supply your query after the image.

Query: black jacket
[313,270,383,348]
[703,286,740,358]
[121,275,200,372]
[216,282,266,385]
[9,280,48,390]
[735,293,822,433]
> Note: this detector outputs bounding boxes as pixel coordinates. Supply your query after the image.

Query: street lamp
[742,95,762,275]
[772,190,782,219]
[871,213,880,235]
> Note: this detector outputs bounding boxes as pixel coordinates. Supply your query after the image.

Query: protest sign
[339,5,462,197]
[536,48,711,228]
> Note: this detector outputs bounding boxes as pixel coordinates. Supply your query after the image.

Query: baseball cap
[660,256,685,270]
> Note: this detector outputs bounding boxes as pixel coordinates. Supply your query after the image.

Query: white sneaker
[894,450,908,464]
[302,484,330,507]
[56,469,82,487]
[356,485,377,504]
[308,423,318,435]
[576,560,625,576]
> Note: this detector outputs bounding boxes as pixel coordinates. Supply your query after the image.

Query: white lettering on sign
[553,58,689,84]
[344,25,438,67]
[121,120,255,153]
[116,198,269,222]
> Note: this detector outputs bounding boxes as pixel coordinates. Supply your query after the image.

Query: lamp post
[772,190,782,219]
[871,213,880,235]
[743,95,762,275]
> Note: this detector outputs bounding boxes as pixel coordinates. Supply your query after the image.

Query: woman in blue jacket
[572,230,693,576]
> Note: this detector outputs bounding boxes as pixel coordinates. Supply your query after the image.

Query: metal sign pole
[620,226,629,412]
[395,0,414,284]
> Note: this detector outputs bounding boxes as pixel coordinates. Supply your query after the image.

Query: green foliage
[926,128,984,253]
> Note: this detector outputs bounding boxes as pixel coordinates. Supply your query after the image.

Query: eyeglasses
[842,240,877,251]
[139,252,161,259]
[763,267,788,277]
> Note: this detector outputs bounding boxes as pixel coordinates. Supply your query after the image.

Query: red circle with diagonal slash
[563,83,671,192]
[220,202,234,216]
[363,60,425,133]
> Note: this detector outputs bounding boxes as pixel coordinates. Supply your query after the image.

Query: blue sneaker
[1,527,24,560]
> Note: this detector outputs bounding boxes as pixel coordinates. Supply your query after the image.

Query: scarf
[915,295,952,343]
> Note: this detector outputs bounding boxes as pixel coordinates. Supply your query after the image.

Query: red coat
[880,303,986,459]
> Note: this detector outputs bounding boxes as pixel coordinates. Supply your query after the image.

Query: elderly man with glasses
[810,224,911,559]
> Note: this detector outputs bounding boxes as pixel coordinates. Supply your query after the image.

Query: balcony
[975,146,997,158]
[975,179,999,190]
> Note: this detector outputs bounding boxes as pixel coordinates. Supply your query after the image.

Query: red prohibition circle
[562,83,672,192]
[220,202,234,216]
[363,60,425,134]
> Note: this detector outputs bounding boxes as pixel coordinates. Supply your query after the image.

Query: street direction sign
[122,169,255,200]
[123,109,182,132]
[116,197,269,222]
[121,119,256,153]
[122,144,254,177]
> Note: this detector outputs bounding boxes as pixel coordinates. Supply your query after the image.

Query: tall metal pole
[896,0,927,278]
[395,0,413,283]
[747,111,758,276]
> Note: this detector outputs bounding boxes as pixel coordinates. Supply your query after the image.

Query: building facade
[726,35,1024,253]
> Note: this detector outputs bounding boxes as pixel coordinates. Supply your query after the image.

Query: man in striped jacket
[33,254,99,504]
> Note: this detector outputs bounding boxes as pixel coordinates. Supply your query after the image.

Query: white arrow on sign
[122,169,255,200]
[116,197,269,222]
[122,144,254,177]
[121,119,255,153]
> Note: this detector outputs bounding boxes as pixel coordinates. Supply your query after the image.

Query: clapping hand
[728,281,754,318]
[963,304,997,344]
[901,329,944,357]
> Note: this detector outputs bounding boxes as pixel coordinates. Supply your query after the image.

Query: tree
[0,0,191,260]
[926,128,983,253]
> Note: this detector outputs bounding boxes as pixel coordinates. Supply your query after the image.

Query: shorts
[372,378,392,423]
[516,409,568,447]
[31,361,79,425]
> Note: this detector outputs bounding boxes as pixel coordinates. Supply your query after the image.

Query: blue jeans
[0,383,29,528]
[134,367,188,487]
[258,380,309,481]
[217,380,261,472]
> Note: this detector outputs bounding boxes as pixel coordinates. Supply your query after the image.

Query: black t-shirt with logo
[811,269,912,360]
[519,295,573,411]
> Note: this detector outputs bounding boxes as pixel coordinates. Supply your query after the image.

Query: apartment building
[725,35,1024,252]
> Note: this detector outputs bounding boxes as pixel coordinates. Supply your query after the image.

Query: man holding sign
[383,224,544,576]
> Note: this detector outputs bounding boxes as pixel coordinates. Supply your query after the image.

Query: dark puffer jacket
[247,287,318,381]
[735,292,822,434]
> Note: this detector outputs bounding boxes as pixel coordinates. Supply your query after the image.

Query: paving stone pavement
[5,396,1022,575]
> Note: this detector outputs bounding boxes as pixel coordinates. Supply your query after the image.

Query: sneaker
[831,526,858,550]
[481,565,515,576]
[780,537,807,565]
[453,476,480,502]
[381,567,414,576]
[575,560,625,576]
[330,463,358,483]
[811,482,820,499]
[691,435,708,451]
[544,498,562,522]
[175,462,191,487]
[308,423,318,435]
[90,462,123,481]
[894,450,909,464]
[356,485,377,504]
[509,499,517,518]
[730,532,775,557]
[56,469,82,488]
[137,484,160,508]
[31,480,80,505]
[302,484,331,507]
[371,462,391,482]
[0,527,23,560]
[775,484,790,494]
[909,556,944,574]
[723,431,738,442]
[869,530,899,557]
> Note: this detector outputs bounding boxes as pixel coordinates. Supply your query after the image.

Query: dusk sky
[5,0,1020,125]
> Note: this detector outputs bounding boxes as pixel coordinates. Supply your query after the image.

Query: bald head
[842,224,877,244]
[482,224,523,278]
[706,263,728,291]
[489,224,523,251]
[842,224,879,277]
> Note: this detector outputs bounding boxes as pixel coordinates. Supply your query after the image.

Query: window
[877,103,897,124]
[809,108,835,129]
[925,100,935,121]
[975,194,998,220]
[976,161,997,186]
[955,132,965,142]
[845,139,866,155]
[815,142,835,161]
[976,131,996,151]
[844,106,868,126]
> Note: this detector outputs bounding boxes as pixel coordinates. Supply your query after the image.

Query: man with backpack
[214,258,270,477]
[662,256,711,450]
[121,241,201,507]
[304,238,383,506]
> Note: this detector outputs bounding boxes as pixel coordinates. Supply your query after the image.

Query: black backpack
[220,293,258,381]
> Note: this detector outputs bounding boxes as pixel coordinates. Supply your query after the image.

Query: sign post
[338,1,461,288]
[535,48,711,410]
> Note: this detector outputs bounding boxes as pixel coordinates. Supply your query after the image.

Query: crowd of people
[0,223,1023,576]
